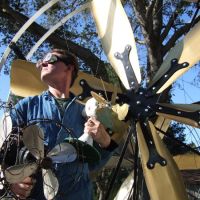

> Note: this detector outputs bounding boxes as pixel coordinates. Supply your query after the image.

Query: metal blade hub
[125,88,158,121]
[40,157,53,169]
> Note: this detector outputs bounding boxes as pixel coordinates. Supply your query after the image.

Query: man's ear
[67,64,74,72]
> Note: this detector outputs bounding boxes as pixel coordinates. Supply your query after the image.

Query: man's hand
[84,117,111,148]
[10,177,35,199]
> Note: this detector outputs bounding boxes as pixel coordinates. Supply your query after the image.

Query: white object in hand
[79,98,98,146]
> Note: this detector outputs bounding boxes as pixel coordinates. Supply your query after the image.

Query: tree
[0,1,199,80]
[0,0,199,199]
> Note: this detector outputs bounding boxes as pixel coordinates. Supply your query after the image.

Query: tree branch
[162,15,200,56]
[132,0,147,27]
[152,0,163,38]
[0,3,109,81]
[160,2,185,42]
[146,0,156,21]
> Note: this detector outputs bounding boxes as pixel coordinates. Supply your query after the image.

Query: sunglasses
[36,53,66,69]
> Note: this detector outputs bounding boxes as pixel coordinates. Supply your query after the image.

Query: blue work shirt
[10,91,112,200]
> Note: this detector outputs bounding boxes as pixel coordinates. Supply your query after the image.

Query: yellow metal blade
[91,0,141,90]
[137,121,188,200]
[11,59,122,102]
[174,153,200,170]
[149,21,200,93]
[156,103,200,128]
[154,116,171,139]
[11,59,47,97]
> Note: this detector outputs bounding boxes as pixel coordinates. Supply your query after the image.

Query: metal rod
[104,121,136,200]
[133,133,139,200]
[155,127,200,155]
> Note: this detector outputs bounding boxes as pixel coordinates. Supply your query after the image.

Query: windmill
[90,0,200,199]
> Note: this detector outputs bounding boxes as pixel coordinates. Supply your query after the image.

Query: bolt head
[114,53,120,58]
[136,101,141,105]
[126,45,131,50]
[183,62,188,67]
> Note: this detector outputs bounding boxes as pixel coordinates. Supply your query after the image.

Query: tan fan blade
[11,60,47,97]
[156,103,200,128]
[91,0,141,90]
[173,153,200,170]
[149,21,200,93]
[154,116,171,139]
[136,121,188,200]
[11,59,122,102]
[23,125,44,159]
[5,163,37,184]
[48,143,77,163]
[43,169,59,200]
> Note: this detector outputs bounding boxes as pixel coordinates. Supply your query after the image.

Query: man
[9,49,117,199]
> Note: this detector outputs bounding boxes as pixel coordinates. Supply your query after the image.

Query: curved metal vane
[43,169,59,200]
[0,0,61,73]
[48,143,77,163]
[64,138,101,164]
[23,125,44,160]
[4,163,38,184]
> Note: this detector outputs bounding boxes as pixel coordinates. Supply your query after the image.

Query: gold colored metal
[174,153,200,170]
[156,103,200,128]
[149,21,200,93]
[91,0,141,90]
[137,121,188,200]
[11,59,122,102]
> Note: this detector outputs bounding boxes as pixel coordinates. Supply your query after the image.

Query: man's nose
[41,61,48,67]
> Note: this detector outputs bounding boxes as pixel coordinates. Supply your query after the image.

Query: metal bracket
[147,59,189,95]
[140,122,167,169]
[115,45,139,91]
[77,79,126,102]
[154,104,200,127]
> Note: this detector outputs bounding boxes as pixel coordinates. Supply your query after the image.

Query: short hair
[51,49,79,86]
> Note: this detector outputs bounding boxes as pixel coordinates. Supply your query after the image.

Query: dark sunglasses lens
[43,53,58,64]
[36,53,59,69]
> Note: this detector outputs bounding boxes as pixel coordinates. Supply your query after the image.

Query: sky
[0,45,10,103]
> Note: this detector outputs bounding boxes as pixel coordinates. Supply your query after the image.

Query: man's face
[36,53,71,83]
